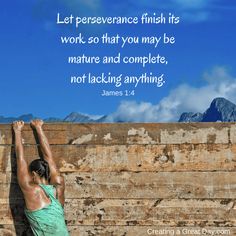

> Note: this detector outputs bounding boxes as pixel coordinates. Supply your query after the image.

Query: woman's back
[25,184,69,236]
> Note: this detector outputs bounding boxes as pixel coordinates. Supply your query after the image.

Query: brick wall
[0,123,236,235]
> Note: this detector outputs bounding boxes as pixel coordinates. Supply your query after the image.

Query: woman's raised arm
[13,121,32,191]
[30,120,65,205]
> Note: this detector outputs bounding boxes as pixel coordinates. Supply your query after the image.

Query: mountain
[178,112,203,122]
[64,112,92,122]
[0,112,106,124]
[179,97,236,122]
[0,114,35,123]
[2,97,236,123]
[96,115,108,123]
[63,112,106,123]
[44,117,63,123]
[202,97,236,122]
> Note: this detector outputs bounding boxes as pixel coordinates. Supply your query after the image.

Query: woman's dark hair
[29,159,50,181]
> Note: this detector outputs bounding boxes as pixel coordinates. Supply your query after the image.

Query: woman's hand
[13,120,24,132]
[30,119,44,129]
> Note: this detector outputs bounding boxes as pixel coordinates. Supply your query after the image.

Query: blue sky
[1,0,236,121]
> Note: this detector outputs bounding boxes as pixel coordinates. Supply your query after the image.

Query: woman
[13,119,69,236]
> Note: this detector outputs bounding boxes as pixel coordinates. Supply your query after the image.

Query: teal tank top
[24,184,69,236]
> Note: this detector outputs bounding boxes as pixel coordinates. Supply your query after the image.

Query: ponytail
[29,159,50,181]
[41,160,50,181]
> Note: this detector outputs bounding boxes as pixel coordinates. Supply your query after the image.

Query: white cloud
[181,11,209,22]
[59,0,101,13]
[169,0,214,22]
[105,101,159,122]
[106,66,236,122]
[127,0,214,22]
[203,66,233,82]
[174,0,210,9]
